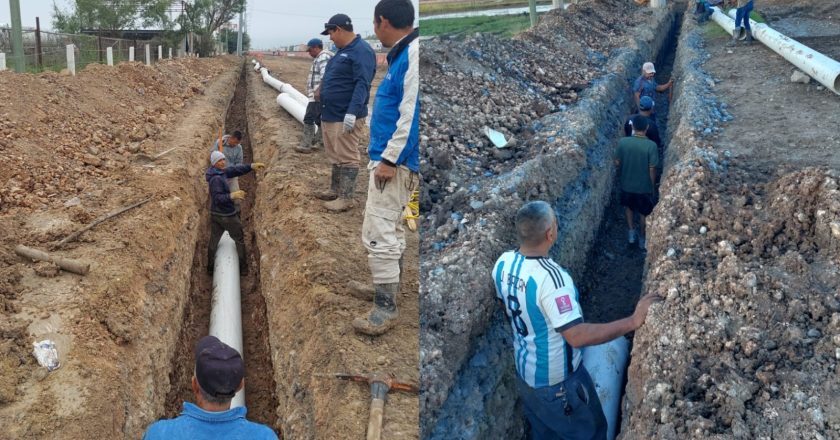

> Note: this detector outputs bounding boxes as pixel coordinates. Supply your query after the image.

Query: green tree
[218,28,250,54]
[178,0,246,55]
[52,0,174,34]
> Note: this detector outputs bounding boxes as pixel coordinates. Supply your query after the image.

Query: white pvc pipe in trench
[210,232,245,408]
[582,337,630,440]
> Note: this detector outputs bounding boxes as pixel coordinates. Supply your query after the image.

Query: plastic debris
[482,126,510,148]
[33,340,61,372]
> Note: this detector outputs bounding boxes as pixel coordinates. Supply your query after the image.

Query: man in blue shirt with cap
[316,13,376,213]
[143,336,277,439]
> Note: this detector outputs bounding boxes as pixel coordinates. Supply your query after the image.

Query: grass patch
[420,0,551,16]
[420,13,540,37]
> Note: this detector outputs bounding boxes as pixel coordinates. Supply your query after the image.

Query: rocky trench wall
[421,9,675,439]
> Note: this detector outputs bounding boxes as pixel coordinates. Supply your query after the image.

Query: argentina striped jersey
[493,250,584,388]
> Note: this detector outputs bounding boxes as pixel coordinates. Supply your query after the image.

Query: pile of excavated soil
[248,57,419,439]
[0,56,238,438]
[420,0,658,213]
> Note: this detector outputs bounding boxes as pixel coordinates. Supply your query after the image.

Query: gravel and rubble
[620,11,840,440]
[420,2,674,437]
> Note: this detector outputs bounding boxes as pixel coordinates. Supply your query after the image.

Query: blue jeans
[734,0,754,32]
[516,366,608,440]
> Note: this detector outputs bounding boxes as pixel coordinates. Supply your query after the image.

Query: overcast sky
[0,0,420,49]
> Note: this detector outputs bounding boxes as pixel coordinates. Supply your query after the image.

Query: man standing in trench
[493,201,661,439]
[616,115,659,251]
[633,62,672,112]
[296,38,333,154]
[350,0,419,336]
[315,13,376,212]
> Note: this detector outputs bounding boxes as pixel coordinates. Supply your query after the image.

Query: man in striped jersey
[351,0,419,336]
[493,201,660,439]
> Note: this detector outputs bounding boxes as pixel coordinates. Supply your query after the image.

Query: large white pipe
[277,93,306,124]
[210,232,245,408]
[582,337,630,440]
[260,67,309,105]
[725,8,840,94]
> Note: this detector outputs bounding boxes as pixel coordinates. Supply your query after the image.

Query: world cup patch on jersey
[555,295,573,313]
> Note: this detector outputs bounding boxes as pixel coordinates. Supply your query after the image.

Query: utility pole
[9,0,25,72]
[528,0,537,28]
[236,11,243,56]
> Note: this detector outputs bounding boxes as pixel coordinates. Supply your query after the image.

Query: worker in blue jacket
[316,13,376,213]
[205,151,264,276]
[350,0,419,336]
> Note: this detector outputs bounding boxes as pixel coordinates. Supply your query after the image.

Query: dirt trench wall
[0,60,239,439]
[420,9,674,439]
[619,13,840,439]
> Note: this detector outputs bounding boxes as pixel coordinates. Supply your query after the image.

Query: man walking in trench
[351,0,419,336]
[315,13,376,212]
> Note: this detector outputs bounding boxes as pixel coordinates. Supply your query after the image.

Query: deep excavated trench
[162,64,280,433]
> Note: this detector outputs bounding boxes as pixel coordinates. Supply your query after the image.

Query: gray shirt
[211,135,243,167]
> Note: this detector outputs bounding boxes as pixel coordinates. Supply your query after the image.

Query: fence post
[158,45,162,61]
[10,0,25,72]
[35,17,43,70]
[97,32,103,62]
[0,53,6,71]
[168,47,172,59]
[106,47,113,66]
[145,44,150,66]
[66,44,75,76]
[129,46,134,62]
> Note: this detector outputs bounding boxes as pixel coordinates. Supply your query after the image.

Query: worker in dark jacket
[315,13,376,213]
[205,150,265,276]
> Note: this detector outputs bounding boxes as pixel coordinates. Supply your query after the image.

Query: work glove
[230,190,246,200]
[251,162,266,171]
[343,113,356,133]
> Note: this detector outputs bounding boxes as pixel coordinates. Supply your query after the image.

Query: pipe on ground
[276,93,306,124]
[210,232,245,408]
[710,7,746,39]
[259,67,309,105]
[581,337,630,440]
[724,8,840,94]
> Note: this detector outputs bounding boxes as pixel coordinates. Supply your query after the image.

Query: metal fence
[0,28,168,73]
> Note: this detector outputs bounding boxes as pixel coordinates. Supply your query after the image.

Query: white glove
[343,114,356,133]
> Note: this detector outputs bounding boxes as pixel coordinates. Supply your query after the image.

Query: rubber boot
[312,125,324,150]
[744,30,754,44]
[315,164,340,201]
[347,258,402,300]
[324,166,358,212]
[352,283,399,336]
[295,124,316,153]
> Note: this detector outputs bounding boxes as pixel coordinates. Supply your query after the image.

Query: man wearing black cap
[315,13,376,213]
[296,38,333,154]
[143,336,277,439]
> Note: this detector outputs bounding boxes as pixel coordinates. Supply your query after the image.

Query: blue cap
[639,96,654,111]
[306,38,323,48]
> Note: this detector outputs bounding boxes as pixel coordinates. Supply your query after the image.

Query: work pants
[361,161,418,284]
[303,101,322,126]
[734,0,754,32]
[207,213,246,269]
[516,366,608,440]
[322,120,364,168]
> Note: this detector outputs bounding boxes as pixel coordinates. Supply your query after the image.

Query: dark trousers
[207,213,246,269]
[303,101,321,126]
[516,366,608,440]
[734,0,754,32]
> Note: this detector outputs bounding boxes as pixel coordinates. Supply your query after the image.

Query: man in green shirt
[615,115,659,251]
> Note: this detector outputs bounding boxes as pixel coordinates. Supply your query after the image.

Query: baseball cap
[321,14,352,35]
[639,96,654,111]
[306,38,323,48]
[194,335,244,398]
[210,150,226,166]
[643,62,656,74]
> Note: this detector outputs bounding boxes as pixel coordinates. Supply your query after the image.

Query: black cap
[194,336,244,399]
[321,13,352,35]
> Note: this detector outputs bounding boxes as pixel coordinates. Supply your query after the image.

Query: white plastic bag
[32,340,60,372]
